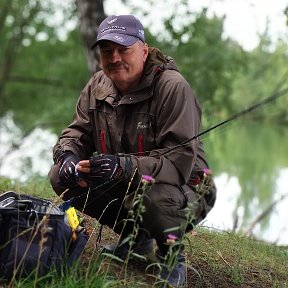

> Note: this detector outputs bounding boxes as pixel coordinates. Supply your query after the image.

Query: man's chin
[109,72,127,81]
[109,69,126,75]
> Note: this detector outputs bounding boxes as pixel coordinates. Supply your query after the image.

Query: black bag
[0,191,89,281]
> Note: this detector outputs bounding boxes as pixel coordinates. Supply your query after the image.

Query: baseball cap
[91,15,145,48]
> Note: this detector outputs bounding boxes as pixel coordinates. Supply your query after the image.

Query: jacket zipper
[100,128,106,154]
[138,133,144,156]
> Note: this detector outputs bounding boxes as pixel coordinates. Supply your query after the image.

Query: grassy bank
[0,177,287,287]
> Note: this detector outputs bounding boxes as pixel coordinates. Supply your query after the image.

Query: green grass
[1,176,288,287]
[0,176,54,199]
[186,228,288,287]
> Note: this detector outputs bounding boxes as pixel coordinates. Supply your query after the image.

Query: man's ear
[143,43,149,62]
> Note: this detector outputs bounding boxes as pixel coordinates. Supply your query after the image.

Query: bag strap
[0,191,19,207]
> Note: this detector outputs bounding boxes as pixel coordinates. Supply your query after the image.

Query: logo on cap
[113,35,124,42]
[107,18,118,25]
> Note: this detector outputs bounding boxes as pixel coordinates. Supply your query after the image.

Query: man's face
[99,40,148,93]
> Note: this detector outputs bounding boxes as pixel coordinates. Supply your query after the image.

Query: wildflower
[141,175,155,185]
[166,233,178,245]
[203,168,212,177]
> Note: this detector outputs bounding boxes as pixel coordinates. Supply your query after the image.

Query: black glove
[57,152,80,188]
[77,154,124,187]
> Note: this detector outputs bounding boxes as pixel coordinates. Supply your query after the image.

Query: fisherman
[48,14,216,287]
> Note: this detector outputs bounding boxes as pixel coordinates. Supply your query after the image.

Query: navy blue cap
[91,15,145,48]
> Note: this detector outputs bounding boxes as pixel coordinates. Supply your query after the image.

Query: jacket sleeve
[53,78,95,162]
[130,71,201,186]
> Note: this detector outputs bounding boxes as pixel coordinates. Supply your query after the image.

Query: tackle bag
[0,191,88,281]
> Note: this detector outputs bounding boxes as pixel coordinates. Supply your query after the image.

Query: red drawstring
[100,129,106,154]
[138,133,144,156]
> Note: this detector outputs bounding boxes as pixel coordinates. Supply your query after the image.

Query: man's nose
[111,49,121,62]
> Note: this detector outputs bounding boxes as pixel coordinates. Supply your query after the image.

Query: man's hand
[76,154,123,187]
[58,152,80,188]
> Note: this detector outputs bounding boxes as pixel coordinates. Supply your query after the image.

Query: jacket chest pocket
[122,111,157,155]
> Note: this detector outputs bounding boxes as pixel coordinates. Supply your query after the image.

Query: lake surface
[1,115,287,245]
[203,121,288,245]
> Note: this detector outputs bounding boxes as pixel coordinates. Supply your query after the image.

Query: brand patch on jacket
[137,121,151,130]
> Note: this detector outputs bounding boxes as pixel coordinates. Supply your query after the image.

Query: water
[203,121,288,245]
[1,115,287,245]
[205,171,288,245]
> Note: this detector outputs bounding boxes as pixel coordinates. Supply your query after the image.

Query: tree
[75,0,105,75]
[230,33,288,124]
[0,0,90,132]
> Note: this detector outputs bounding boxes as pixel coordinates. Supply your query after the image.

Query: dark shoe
[157,253,186,287]
[159,261,186,287]
[101,237,153,260]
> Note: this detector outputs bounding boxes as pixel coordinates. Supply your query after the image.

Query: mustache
[108,62,128,70]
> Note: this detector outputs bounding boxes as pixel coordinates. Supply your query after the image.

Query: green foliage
[0,175,54,199]
[5,29,88,133]
[0,0,87,133]
[230,34,288,123]
[145,8,249,127]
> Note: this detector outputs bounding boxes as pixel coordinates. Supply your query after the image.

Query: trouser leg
[142,183,204,254]
[141,183,205,287]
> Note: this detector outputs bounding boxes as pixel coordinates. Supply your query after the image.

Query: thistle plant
[98,173,156,282]
[120,175,155,260]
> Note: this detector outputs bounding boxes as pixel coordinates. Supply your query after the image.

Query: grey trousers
[48,164,213,252]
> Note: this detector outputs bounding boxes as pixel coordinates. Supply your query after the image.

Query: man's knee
[142,184,187,238]
[143,183,186,212]
[142,184,207,238]
[48,164,66,196]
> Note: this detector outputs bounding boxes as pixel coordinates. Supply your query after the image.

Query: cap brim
[91,33,139,49]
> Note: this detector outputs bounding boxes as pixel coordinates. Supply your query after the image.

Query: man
[49,14,216,287]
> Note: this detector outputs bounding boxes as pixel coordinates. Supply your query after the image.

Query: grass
[0,176,288,287]
[185,228,288,287]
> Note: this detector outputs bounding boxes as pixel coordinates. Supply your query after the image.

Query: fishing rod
[64,87,288,210]
[160,86,288,156]
[60,85,288,203]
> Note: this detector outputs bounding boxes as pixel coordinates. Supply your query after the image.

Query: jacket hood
[141,47,179,87]
[146,47,178,70]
